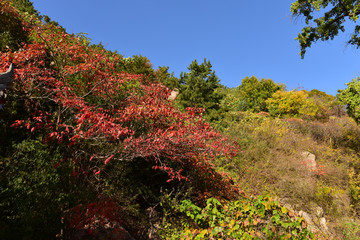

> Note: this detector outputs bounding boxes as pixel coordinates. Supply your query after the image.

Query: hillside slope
[1,1,360,239]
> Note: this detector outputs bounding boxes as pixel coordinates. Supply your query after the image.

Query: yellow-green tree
[266,89,343,120]
[266,90,312,117]
[306,89,344,120]
[237,76,284,112]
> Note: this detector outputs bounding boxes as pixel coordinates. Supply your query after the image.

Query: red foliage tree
[1,1,240,234]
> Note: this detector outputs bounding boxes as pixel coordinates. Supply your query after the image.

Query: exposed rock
[314,206,324,218]
[299,210,316,232]
[278,199,333,238]
[0,63,14,90]
[319,217,330,234]
[168,89,179,101]
[300,151,317,172]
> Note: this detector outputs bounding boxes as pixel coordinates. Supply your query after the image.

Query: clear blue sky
[31,0,360,96]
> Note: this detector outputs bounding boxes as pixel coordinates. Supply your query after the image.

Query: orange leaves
[243,219,250,227]
[10,119,25,128]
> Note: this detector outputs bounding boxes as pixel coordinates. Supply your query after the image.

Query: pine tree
[178,59,223,113]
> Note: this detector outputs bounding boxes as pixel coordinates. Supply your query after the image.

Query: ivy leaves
[174,196,314,239]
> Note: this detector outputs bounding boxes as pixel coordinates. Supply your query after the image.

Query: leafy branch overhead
[291,0,360,57]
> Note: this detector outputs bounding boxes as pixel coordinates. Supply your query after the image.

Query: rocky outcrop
[298,209,330,236]
[168,88,179,101]
[282,199,332,238]
[300,151,317,173]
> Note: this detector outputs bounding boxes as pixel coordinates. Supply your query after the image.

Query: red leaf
[104,154,114,165]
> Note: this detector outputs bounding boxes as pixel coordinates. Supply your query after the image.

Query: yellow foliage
[265,89,342,120]
[266,90,309,117]
[349,168,360,204]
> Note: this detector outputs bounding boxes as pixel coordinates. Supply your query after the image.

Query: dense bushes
[266,90,310,117]
[159,196,314,239]
[0,0,30,52]
[212,110,360,238]
[220,78,343,122]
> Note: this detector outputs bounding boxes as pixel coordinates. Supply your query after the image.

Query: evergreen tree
[178,59,223,114]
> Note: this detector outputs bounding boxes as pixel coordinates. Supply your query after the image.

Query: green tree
[291,0,360,57]
[118,55,178,85]
[12,0,61,27]
[291,1,358,122]
[338,78,360,123]
[0,1,29,52]
[178,59,223,114]
[124,55,153,76]
[237,76,284,112]
[12,0,41,17]
[0,139,71,240]
[154,66,180,90]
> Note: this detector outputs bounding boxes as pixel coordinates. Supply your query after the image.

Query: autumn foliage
[0,1,239,238]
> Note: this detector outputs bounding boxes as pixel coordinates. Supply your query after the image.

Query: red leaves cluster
[300,160,326,176]
[1,4,240,200]
[68,199,124,237]
[0,3,245,236]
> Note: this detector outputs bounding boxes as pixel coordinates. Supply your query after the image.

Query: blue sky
[31,0,360,95]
